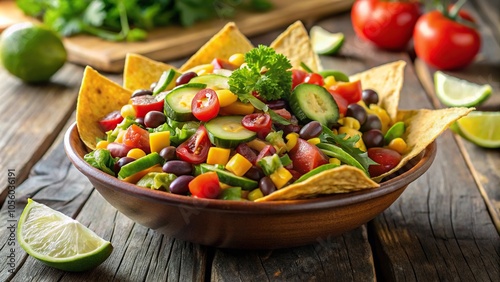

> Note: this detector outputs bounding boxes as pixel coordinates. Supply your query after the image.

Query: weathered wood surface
[1,0,499,281]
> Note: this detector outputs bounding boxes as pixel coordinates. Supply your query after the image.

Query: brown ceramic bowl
[65,123,436,249]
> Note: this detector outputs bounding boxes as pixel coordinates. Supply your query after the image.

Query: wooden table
[1,0,499,280]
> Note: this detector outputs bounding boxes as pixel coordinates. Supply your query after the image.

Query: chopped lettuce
[265,130,286,154]
[84,149,117,176]
[153,120,199,146]
[106,116,139,142]
[136,172,177,191]
[258,153,283,175]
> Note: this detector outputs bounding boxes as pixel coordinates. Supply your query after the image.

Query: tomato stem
[448,0,468,19]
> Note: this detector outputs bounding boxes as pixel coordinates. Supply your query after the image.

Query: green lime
[453,111,500,148]
[0,22,67,83]
[310,26,344,55]
[434,71,492,107]
[17,199,113,272]
[384,121,405,144]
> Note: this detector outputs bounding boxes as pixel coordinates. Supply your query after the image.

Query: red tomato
[303,73,324,86]
[288,138,328,174]
[413,10,481,70]
[328,80,362,105]
[241,113,272,139]
[351,0,421,50]
[99,110,123,132]
[367,147,402,177]
[211,58,238,70]
[176,126,211,164]
[256,144,276,164]
[189,171,220,199]
[291,69,308,89]
[123,124,150,153]
[107,142,134,158]
[329,92,348,116]
[131,95,164,118]
[191,89,220,122]
[273,108,292,120]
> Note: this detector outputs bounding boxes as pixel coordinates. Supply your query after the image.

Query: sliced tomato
[367,147,401,177]
[303,73,324,86]
[328,80,362,105]
[288,138,328,174]
[211,58,238,70]
[131,95,164,118]
[241,113,272,139]
[291,69,308,89]
[329,92,348,116]
[123,124,150,154]
[107,142,134,158]
[99,110,124,132]
[191,89,220,122]
[176,126,211,164]
[189,171,220,199]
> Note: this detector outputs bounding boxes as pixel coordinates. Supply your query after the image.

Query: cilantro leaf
[228,45,292,101]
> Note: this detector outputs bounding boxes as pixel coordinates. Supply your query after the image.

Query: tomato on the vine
[328,80,362,105]
[191,88,220,122]
[413,8,480,70]
[351,0,421,50]
[176,126,211,164]
[241,113,272,139]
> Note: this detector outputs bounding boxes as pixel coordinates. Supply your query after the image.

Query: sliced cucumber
[205,116,256,148]
[164,83,206,121]
[118,152,164,179]
[289,83,339,127]
[190,74,229,90]
[200,164,258,190]
[153,69,181,96]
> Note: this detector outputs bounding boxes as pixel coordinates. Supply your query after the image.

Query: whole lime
[0,22,67,83]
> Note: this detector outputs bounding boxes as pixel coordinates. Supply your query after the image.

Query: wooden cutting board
[0,0,354,73]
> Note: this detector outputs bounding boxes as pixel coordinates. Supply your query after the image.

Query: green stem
[448,0,468,19]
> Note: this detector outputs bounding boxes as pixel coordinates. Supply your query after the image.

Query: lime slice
[434,71,492,107]
[17,199,113,272]
[310,26,344,55]
[454,111,500,148]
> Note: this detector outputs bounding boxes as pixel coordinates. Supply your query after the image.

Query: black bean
[131,89,153,98]
[362,89,379,105]
[114,157,135,175]
[362,129,385,148]
[144,111,166,128]
[360,114,382,132]
[259,176,276,196]
[299,121,323,140]
[244,166,264,181]
[162,160,193,176]
[176,71,198,86]
[159,146,177,162]
[169,175,194,195]
[346,104,367,125]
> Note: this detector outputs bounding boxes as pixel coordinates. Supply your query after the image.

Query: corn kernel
[96,140,109,149]
[307,138,321,145]
[329,158,341,165]
[207,147,231,165]
[121,104,136,118]
[269,167,293,189]
[226,153,253,176]
[343,117,361,130]
[285,132,299,151]
[248,188,264,201]
[215,89,238,107]
[220,101,254,115]
[338,126,361,138]
[369,104,391,133]
[387,137,407,154]
[149,131,170,153]
[127,148,146,159]
[228,53,245,67]
[323,76,337,89]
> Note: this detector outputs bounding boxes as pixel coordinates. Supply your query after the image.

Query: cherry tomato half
[192,89,220,122]
[176,126,211,164]
[99,110,123,132]
[291,69,308,89]
[131,95,164,118]
[242,113,272,139]
[189,171,221,199]
[328,80,362,105]
[367,147,401,177]
[303,73,324,86]
[123,124,150,154]
[288,138,328,174]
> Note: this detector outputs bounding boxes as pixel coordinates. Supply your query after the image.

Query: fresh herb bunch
[15,0,273,41]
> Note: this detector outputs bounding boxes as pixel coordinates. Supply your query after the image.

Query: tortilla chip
[270,21,322,72]
[371,107,474,182]
[76,66,132,150]
[256,165,379,202]
[123,53,177,91]
[349,60,406,122]
[180,22,254,72]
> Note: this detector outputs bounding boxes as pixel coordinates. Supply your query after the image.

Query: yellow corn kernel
[226,153,253,177]
[215,89,238,107]
[96,140,109,149]
[149,131,170,153]
[329,158,341,165]
[356,138,367,152]
[269,167,293,189]
[248,188,264,201]
[120,104,136,118]
[387,137,407,154]
[307,138,321,145]
[220,101,254,115]
[338,126,361,138]
[323,76,337,89]
[343,117,361,130]
[228,53,245,67]
[185,63,214,76]
[115,130,126,143]
[207,147,231,165]
[369,104,391,133]
[285,132,299,151]
[127,148,146,159]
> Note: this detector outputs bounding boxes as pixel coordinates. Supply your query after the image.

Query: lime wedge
[453,111,500,148]
[310,26,344,55]
[434,71,492,107]
[17,199,113,272]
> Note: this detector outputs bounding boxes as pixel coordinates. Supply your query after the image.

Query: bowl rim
[64,122,436,214]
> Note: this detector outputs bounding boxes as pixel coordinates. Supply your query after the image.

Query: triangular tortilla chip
[270,21,322,72]
[123,53,177,91]
[349,60,406,122]
[256,165,379,202]
[180,22,254,72]
[76,66,132,150]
